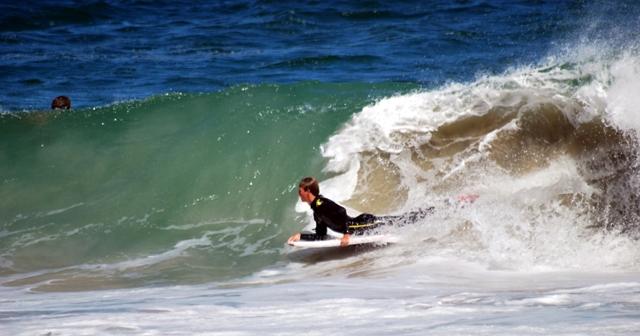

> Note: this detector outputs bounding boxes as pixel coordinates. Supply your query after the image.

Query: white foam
[4,271,640,336]
[163,218,268,231]
[604,54,640,131]
[313,50,640,273]
[106,234,213,271]
[44,202,85,216]
[508,294,573,306]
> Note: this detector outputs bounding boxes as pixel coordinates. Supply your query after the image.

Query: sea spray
[315,50,640,273]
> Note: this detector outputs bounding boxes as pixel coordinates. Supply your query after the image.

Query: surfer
[287,176,431,247]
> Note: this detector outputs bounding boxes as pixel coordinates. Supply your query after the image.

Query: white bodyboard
[290,234,399,248]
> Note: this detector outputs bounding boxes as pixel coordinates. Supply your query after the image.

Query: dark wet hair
[299,176,319,196]
[51,96,71,109]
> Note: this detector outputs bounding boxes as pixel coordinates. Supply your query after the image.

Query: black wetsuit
[299,195,374,241]
[299,195,433,241]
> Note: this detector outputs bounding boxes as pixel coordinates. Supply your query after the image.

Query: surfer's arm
[323,202,351,246]
[314,212,328,237]
[298,213,327,241]
[322,199,351,234]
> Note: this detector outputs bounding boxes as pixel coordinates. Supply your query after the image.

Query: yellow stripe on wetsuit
[348,221,382,229]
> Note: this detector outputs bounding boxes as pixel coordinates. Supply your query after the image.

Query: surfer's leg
[404,207,434,222]
[348,213,382,234]
[352,213,377,224]
[376,207,434,227]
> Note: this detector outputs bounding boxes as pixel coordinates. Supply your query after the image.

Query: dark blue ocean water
[0,0,610,111]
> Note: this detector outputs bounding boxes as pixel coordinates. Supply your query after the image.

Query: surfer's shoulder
[314,195,342,208]
[313,195,327,208]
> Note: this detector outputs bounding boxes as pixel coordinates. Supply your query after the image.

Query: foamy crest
[316,49,640,271]
[321,62,583,179]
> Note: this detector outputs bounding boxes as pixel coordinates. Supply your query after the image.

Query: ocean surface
[2,1,640,335]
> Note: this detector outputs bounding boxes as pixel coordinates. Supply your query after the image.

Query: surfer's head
[51,96,71,110]
[298,176,319,203]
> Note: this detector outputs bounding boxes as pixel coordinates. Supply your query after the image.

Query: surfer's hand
[287,233,301,245]
[340,233,350,247]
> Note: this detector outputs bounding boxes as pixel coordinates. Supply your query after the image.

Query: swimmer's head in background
[51,96,71,110]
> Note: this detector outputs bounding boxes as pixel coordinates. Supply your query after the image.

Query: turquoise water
[0,82,416,289]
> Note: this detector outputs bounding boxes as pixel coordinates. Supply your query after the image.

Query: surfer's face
[298,187,314,203]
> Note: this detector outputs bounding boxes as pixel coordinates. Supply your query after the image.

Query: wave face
[0,82,415,291]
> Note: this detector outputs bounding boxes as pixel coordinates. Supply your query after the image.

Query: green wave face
[0,82,416,290]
